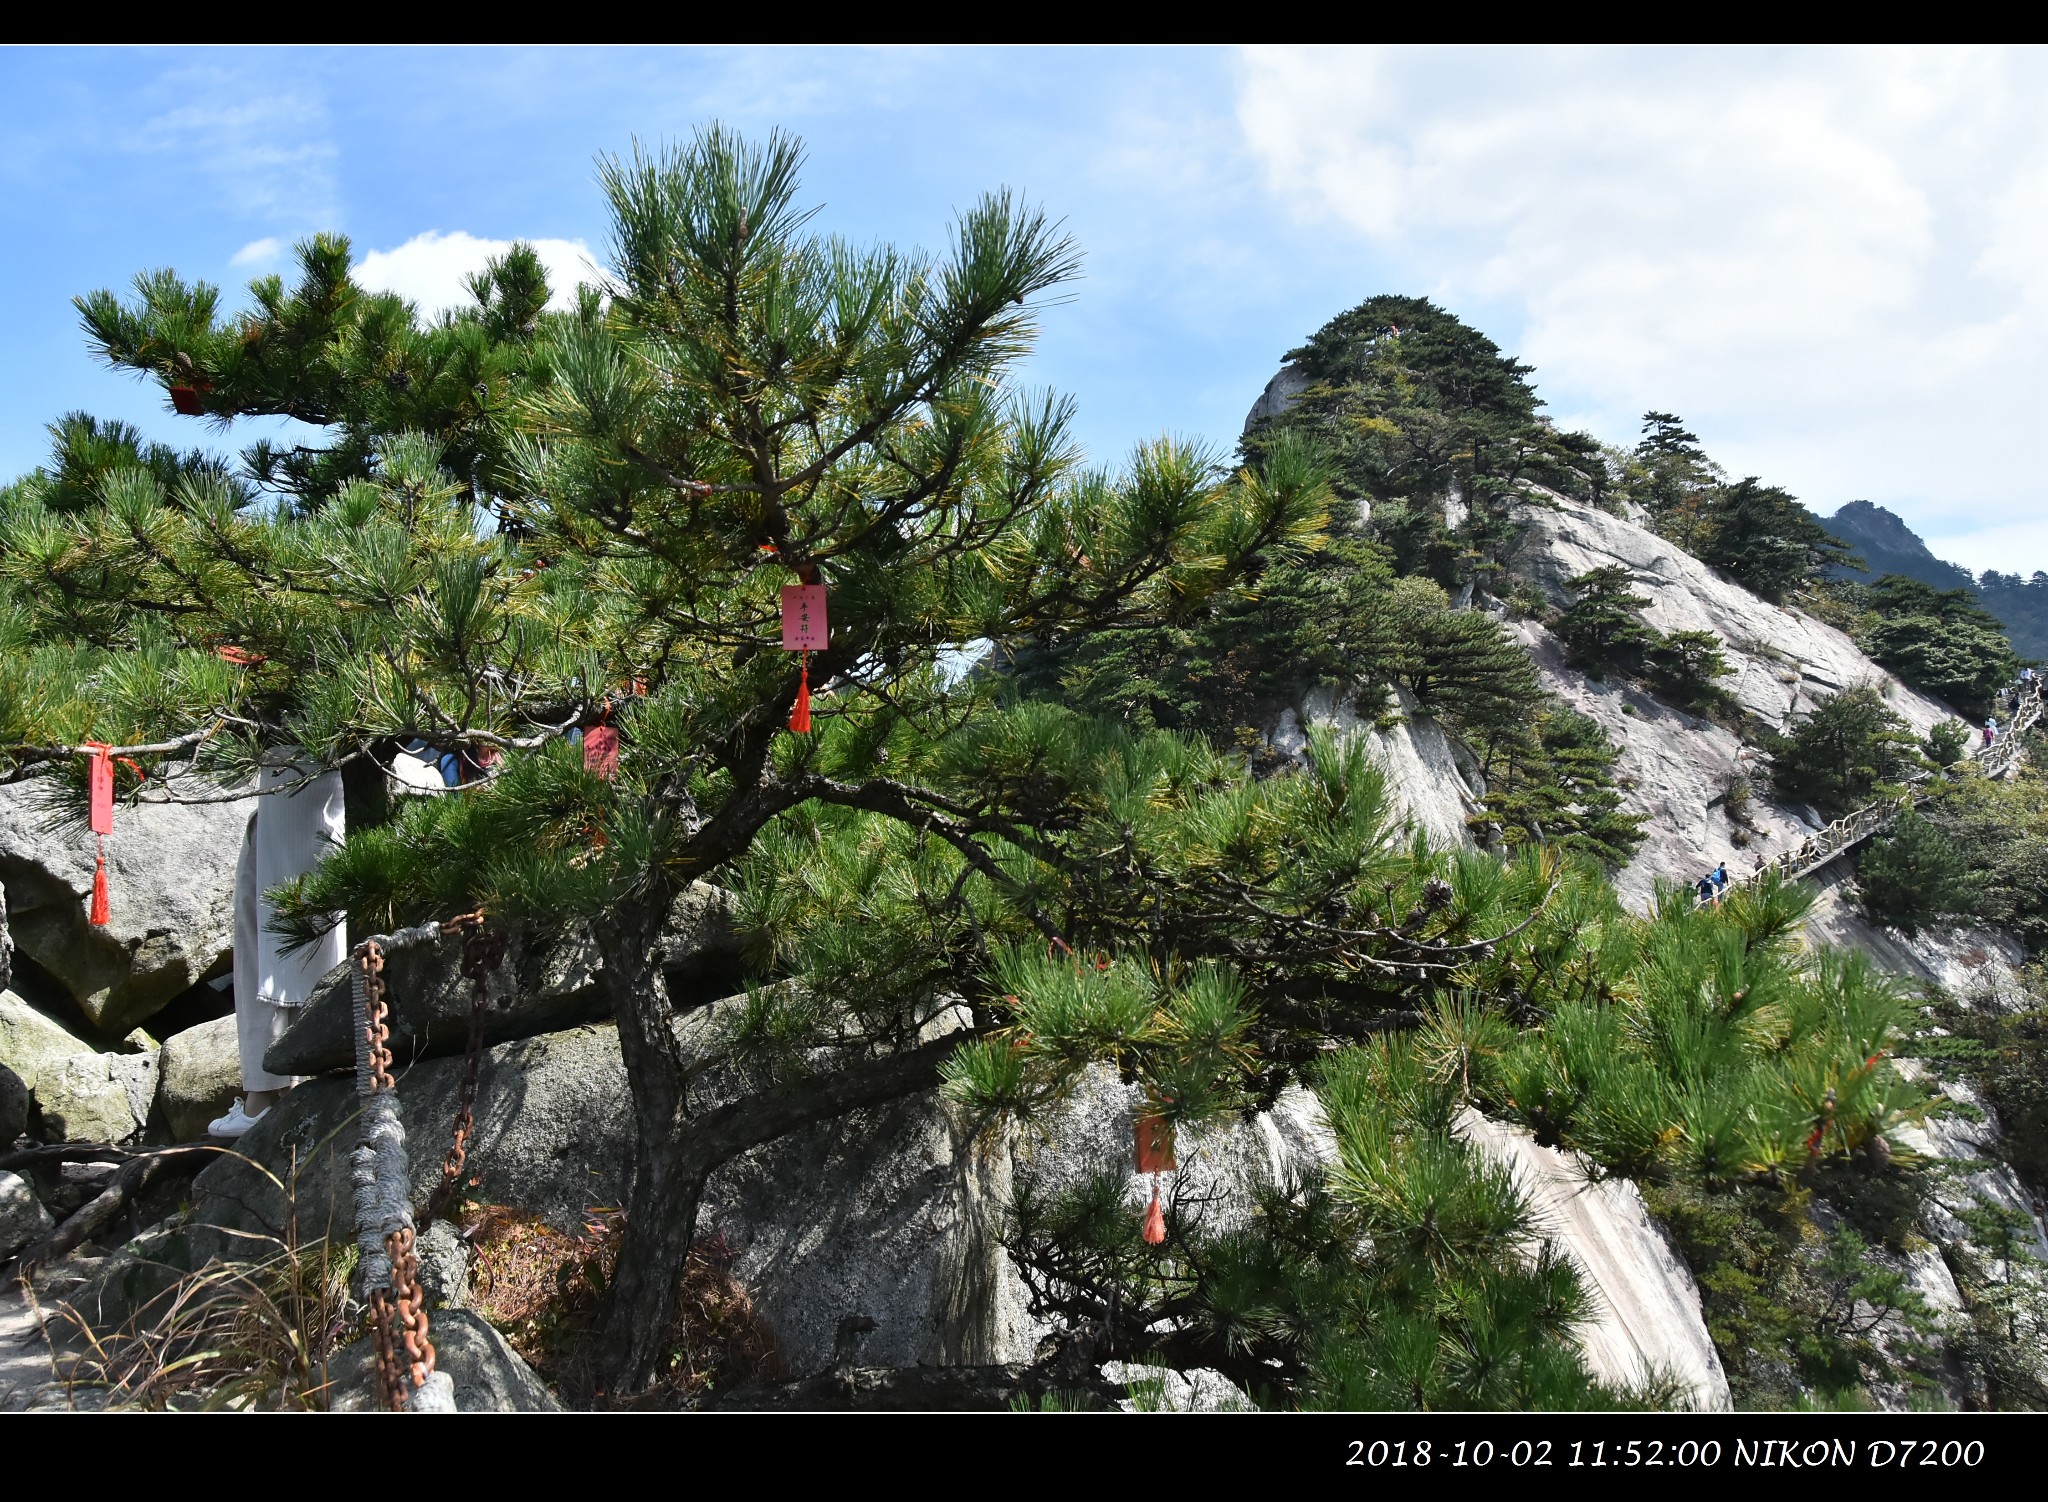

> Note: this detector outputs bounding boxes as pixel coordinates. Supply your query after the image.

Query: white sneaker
[206,1097,268,1139]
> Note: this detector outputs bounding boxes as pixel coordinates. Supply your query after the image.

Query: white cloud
[230,236,282,267]
[137,68,339,227]
[352,231,599,317]
[1233,45,2048,567]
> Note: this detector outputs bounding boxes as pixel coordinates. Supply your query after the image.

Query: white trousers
[232,761,349,1093]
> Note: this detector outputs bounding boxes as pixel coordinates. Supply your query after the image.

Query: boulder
[0,778,253,1036]
[0,990,95,1100]
[1102,1360,1257,1411]
[155,1015,242,1142]
[191,1024,635,1257]
[1458,1109,1731,1411]
[35,1051,159,1144]
[0,1169,53,1260]
[0,1063,26,1145]
[194,1016,1037,1376]
[263,884,741,1078]
[326,1310,561,1412]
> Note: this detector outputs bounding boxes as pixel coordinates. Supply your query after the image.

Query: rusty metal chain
[423,922,504,1230]
[359,937,436,1410]
[368,1287,399,1411]
[388,1224,435,1394]
[362,939,393,1091]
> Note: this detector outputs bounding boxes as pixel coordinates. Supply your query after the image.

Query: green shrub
[1925,718,1971,768]
[1858,809,1975,935]
[1766,684,1919,815]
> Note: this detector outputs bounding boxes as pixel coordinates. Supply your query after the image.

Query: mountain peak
[1829,499,1934,559]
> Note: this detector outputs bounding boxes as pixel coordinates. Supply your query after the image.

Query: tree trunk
[590,887,977,1398]
[588,885,698,1398]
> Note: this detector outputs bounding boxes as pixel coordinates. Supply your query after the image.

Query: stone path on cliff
[1733,678,2043,895]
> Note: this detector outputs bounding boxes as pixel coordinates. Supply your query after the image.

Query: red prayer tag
[1135,1114,1177,1174]
[780,584,827,652]
[583,725,619,779]
[87,746,114,836]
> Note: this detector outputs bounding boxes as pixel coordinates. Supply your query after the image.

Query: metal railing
[1728,678,2043,895]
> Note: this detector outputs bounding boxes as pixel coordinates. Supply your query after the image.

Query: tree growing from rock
[0,134,1948,1409]
[1554,565,1655,675]
[1765,685,1919,816]
[1697,478,1861,604]
[0,131,1631,1402]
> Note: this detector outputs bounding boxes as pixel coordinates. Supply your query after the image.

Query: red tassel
[583,724,619,778]
[90,839,110,926]
[1141,1180,1166,1245]
[789,653,812,734]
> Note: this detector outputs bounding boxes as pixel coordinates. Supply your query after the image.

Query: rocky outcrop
[1458,1110,1731,1411]
[0,779,252,1036]
[1494,494,1956,906]
[0,1170,53,1260]
[1507,493,1953,741]
[1271,686,1481,853]
[326,1311,560,1412]
[191,1017,1038,1374]
[155,1014,241,1142]
[191,1024,635,1251]
[263,884,741,1078]
[1244,364,1308,431]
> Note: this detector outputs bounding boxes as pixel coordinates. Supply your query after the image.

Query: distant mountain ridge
[1825,500,2048,661]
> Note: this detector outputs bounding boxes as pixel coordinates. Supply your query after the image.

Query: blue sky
[4,46,2045,572]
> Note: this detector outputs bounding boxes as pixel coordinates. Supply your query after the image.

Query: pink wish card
[781,584,827,651]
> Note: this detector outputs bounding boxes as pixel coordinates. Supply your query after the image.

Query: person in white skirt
[207,758,349,1138]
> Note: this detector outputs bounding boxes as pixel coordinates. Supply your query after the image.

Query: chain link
[359,937,435,1410]
[424,923,504,1230]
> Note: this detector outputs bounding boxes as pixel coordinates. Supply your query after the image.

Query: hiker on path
[1711,861,1729,901]
[1985,717,1999,749]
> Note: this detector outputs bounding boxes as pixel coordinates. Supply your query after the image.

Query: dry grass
[24,1148,356,1411]
[461,1202,780,1408]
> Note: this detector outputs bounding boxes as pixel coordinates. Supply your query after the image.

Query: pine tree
[1698,478,1861,603]
[1554,565,1654,675]
[1,130,1620,1399]
[1854,575,2018,718]
[1857,809,1973,934]
[1623,411,1723,551]
[1766,685,1919,815]
[1,135,1941,1410]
